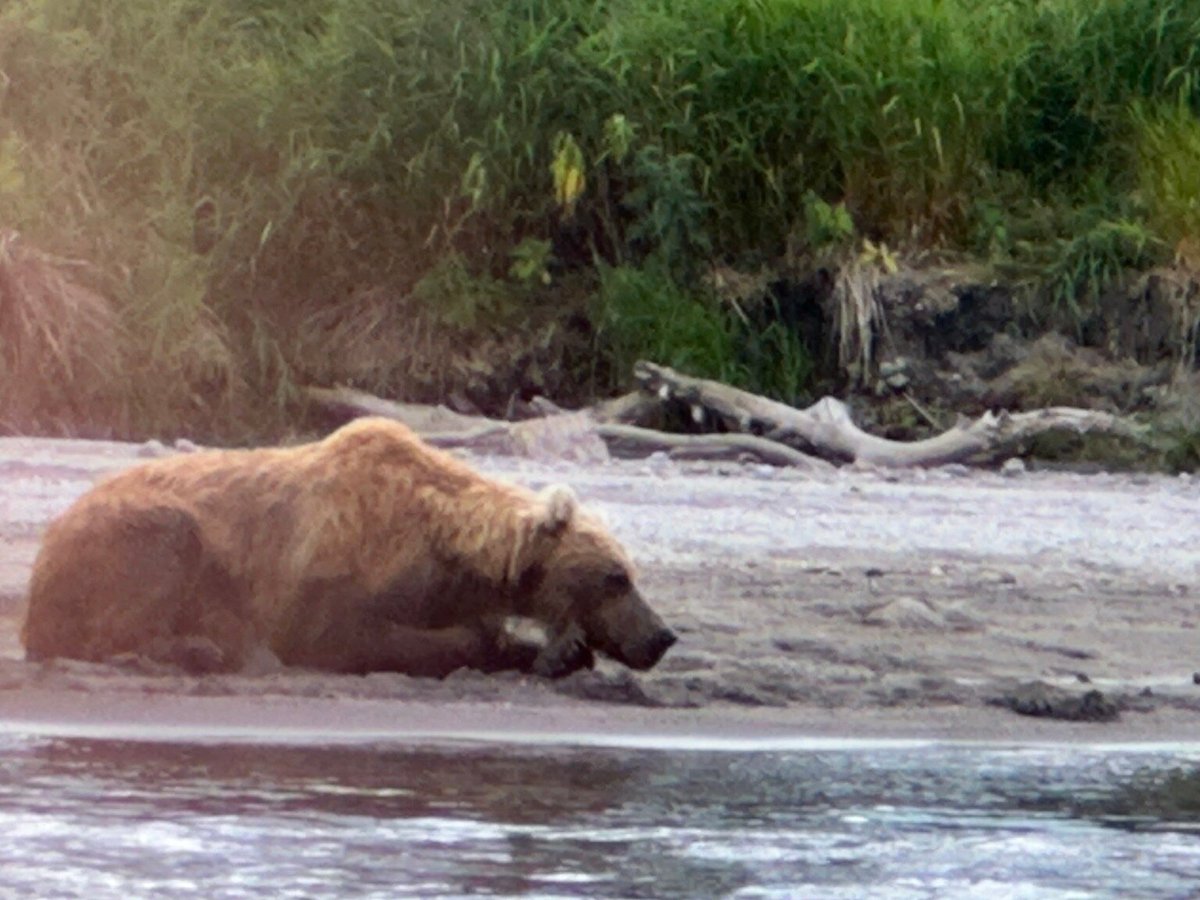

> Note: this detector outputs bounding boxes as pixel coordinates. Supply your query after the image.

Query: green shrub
[592,264,736,389]
[735,317,815,406]
[412,254,521,329]
[802,192,857,257]
[3,0,1200,438]
[1042,219,1161,329]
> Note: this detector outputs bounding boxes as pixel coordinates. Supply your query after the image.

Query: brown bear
[21,417,676,678]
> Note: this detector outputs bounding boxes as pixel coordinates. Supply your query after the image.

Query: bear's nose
[652,627,677,657]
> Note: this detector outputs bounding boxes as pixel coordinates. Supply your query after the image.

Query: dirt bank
[0,436,1197,745]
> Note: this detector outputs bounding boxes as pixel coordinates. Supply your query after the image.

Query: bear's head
[520,485,676,671]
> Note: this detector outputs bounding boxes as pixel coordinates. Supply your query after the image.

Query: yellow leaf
[550,132,586,215]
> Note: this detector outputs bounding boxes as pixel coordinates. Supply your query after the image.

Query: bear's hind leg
[25,503,245,672]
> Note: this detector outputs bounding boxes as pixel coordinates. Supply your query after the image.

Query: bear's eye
[603,570,631,593]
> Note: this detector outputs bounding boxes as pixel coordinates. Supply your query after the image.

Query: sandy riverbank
[0,435,1197,745]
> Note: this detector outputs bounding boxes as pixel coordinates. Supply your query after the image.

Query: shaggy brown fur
[22,418,676,677]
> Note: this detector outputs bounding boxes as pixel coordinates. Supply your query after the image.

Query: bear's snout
[625,626,677,671]
[649,626,677,663]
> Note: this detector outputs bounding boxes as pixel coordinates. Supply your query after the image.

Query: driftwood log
[633,361,1146,467]
[304,385,832,470]
[306,361,1145,470]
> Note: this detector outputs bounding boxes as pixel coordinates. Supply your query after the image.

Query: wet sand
[0,435,1197,745]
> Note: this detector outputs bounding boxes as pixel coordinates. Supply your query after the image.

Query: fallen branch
[305,385,608,461]
[634,361,1148,468]
[304,384,830,468]
[597,424,832,470]
[303,386,490,434]
[307,367,1145,470]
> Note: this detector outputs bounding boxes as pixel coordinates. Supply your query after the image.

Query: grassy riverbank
[1,0,1198,440]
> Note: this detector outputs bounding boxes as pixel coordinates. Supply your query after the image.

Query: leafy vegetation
[592,264,736,388]
[0,0,1199,438]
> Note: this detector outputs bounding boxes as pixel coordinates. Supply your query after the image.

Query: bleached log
[597,424,832,470]
[304,386,491,433]
[303,385,830,468]
[304,386,608,461]
[634,361,1147,468]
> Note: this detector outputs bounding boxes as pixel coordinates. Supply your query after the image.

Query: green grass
[592,263,738,389]
[1134,97,1200,258]
[1,0,1199,439]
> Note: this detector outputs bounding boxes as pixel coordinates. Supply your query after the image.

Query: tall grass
[0,231,124,434]
[1134,98,1200,259]
[1,0,1199,438]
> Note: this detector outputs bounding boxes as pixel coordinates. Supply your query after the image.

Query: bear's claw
[531,625,594,679]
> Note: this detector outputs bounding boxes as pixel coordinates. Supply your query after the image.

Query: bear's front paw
[532,625,594,679]
[477,617,541,674]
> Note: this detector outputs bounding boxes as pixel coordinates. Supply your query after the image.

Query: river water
[2,734,1199,898]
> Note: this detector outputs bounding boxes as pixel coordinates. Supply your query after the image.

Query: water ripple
[2,737,1199,897]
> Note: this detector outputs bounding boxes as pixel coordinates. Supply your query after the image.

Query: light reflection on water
[1,734,1200,898]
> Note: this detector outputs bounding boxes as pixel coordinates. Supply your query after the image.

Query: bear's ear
[505,485,577,587]
[535,484,577,536]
